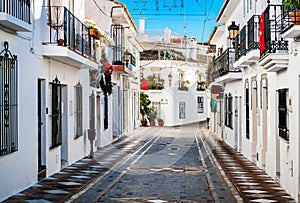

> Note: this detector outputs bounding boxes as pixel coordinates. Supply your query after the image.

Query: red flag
[259,11,266,54]
[141,80,148,90]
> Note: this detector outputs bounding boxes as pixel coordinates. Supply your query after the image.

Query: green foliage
[283,0,300,10]
[148,106,157,121]
[140,92,151,121]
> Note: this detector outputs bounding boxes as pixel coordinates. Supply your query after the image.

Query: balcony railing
[261,5,288,57]
[281,0,300,31]
[45,6,96,62]
[248,15,260,51]
[0,0,31,24]
[213,48,240,79]
[239,26,247,57]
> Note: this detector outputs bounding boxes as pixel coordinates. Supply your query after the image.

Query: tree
[140,92,151,122]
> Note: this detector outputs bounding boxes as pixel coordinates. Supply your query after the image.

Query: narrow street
[4,123,295,203]
[70,123,237,203]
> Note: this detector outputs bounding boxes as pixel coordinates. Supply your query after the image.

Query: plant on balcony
[140,92,151,126]
[85,19,114,46]
[145,75,164,90]
[178,80,189,91]
[283,0,300,24]
[283,0,300,10]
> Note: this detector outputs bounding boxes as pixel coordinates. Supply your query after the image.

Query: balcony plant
[283,0,300,24]
[140,92,151,126]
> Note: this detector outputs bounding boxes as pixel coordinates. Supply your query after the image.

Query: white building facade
[209,0,300,200]
[0,0,142,201]
[139,27,212,126]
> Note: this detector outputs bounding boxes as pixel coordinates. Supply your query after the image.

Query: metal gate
[51,77,62,148]
[0,41,18,156]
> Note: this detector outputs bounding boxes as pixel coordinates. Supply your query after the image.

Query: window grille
[246,87,250,139]
[74,82,83,138]
[0,41,18,156]
[179,102,186,119]
[197,96,204,113]
[112,24,124,64]
[278,89,289,141]
[152,101,161,118]
[50,77,62,148]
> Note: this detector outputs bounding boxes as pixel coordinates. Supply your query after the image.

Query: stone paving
[200,128,295,203]
[2,124,296,203]
[73,125,237,203]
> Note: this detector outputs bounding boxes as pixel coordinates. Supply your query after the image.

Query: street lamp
[123,49,131,67]
[228,21,239,48]
[168,73,172,87]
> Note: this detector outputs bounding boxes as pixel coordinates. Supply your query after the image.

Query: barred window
[197,96,204,113]
[225,93,233,128]
[50,77,62,148]
[278,89,289,141]
[74,82,83,138]
[0,42,18,156]
[246,87,250,139]
[112,24,124,64]
[179,102,186,119]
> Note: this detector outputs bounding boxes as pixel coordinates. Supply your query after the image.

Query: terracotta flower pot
[158,120,164,126]
[289,10,300,25]
[141,120,148,126]
[150,121,155,126]
[89,28,98,37]
[57,39,64,46]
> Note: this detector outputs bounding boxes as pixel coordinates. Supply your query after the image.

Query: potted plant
[148,106,157,126]
[140,92,151,126]
[87,23,99,38]
[57,39,64,46]
[283,0,300,24]
[157,118,164,126]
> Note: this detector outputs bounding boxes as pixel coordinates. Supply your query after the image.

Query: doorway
[252,81,258,163]
[261,77,268,170]
[61,85,68,168]
[38,79,46,180]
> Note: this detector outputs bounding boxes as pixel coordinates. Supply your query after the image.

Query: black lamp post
[228,21,239,48]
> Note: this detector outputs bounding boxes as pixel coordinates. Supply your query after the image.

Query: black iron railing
[46,6,96,62]
[112,24,124,65]
[0,0,31,24]
[281,0,300,31]
[261,5,288,57]
[248,15,260,51]
[213,48,240,79]
[239,26,247,57]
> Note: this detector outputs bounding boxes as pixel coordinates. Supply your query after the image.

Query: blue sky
[118,0,224,42]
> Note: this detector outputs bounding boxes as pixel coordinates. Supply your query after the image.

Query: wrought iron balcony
[213,48,240,79]
[44,6,96,63]
[260,5,288,57]
[280,1,300,38]
[0,0,31,31]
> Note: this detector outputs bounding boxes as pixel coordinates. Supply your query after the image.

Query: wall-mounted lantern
[123,49,131,67]
[168,73,172,87]
[228,21,239,48]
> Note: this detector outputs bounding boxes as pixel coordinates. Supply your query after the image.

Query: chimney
[139,17,146,34]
